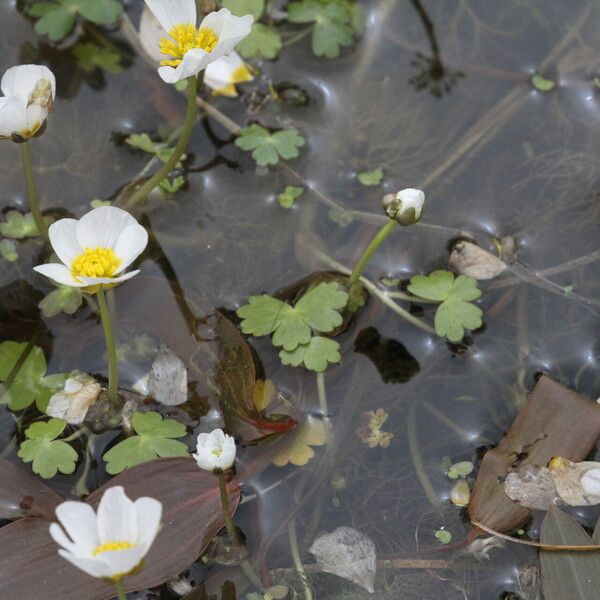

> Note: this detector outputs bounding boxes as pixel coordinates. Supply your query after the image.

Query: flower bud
[193,428,236,472]
[382,188,425,225]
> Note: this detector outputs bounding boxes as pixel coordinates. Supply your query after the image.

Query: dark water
[1,0,600,598]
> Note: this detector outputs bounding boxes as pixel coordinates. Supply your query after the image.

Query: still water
[1,0,599,598]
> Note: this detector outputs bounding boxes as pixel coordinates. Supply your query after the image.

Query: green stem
[316,371,328,417]
[20,141,48,239]
[289,519,313,600]
[96,288,119,403]
[348,218,397,287]
[217,471,239,545]
[114,580,127,600]
[126,75,197,206]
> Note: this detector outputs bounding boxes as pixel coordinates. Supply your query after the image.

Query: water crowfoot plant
[33,206,148,403]
[0,64,56,239]
[49,486,162,600]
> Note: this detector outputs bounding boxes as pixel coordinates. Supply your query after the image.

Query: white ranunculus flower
[49,486,162,582]
[382,188,425,225]
[144,0,253,84]
[0,64,56,142]
[581,468,600,496]
[193,428,236,472]
[33,206,148,293]
[204,51,254,97]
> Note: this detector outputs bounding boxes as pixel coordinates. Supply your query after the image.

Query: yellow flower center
[71,247,121,279]
[159,24,219,67]
[211,447,222,457]
[92,540,135,557]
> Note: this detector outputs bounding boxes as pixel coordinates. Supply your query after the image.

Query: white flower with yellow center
[144,0,253,84]
[0,64,56,142]
[49,486,162,582]
[193,428,236,472]
[204,51,254,97]
[33,206,148,293]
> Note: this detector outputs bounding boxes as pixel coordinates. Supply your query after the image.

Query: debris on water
[147,345,188,406]
[448,241,505,280]
[450,479,470,507]
[45,372,101,425]
[309,526,376,593]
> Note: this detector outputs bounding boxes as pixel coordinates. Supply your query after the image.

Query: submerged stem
[96,288,119,403]
[289,518,313,600]
[217,471,239,545]
[20,141,48,239]
[126,75,198,206]
[114,580,127,600]
[348,218,397,287]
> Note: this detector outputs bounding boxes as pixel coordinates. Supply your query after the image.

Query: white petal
[144,0,197,33]
[33,263,87,287]
[97,486,138,545]
[204,52,245,89]
[58,550,113,578]
[49,523,79,555]
[158,47,210,83]
[48,217,81,267]
[96,545,148,576]
[55,501,99,554]
[218,437,236,470]
[581,468,600,496]
[0,96,27,138]
[201,9,253,63]
[25,103,48,132]
[76,206,139,250]
[1,64,56,101]
[114,224,148,273]
[398,188,425,212]
[193,451,218,471]
[76,270,140,287]
[133,497,162,547]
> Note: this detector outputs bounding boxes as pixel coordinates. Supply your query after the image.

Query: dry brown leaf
[449,241,506,280]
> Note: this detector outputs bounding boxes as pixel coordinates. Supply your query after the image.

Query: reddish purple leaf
[0,458,240,600]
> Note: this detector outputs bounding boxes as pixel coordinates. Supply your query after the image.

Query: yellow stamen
[159,24,219,67]
[211,448,223,457]
[71,247,121,279]
[92,541,135,557]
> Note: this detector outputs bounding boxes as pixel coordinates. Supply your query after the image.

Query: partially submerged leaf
[39,285,83,318]
[540,509,600,600]
[147,345,188,406]
[309,526,376,593]
[469,375,600,534]
[272,416,327,466]
[0,458,241,600]
[357,168,383,186]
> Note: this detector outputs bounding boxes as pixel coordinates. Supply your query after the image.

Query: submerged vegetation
[0,0,599,599]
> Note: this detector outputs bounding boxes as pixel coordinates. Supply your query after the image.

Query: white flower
[0,64,56,141]
[382,188,425,225]
[193,428,236,471]
[581,468,600,495]
[33,206,148,293]
[49,486,162,582]
[204,51,254,97]
[144,0,253,84]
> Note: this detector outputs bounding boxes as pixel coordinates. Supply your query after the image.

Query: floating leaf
[277,186,304,208]
[357,168,383,186]
[279,336,341,372]
[72,42,122,73]
[0,458,241,600]
[434,529,452,544]
[469,375,600,534]
[38,285,83,318]
[0,239,18,262]
[236,23,282,59]
[540,509,600,600]
[238,282,347,353]
[0,340,59,411]
[309,526,376,592]
[221,0,265,20]
[0,211,51,239]
[447,461,474,479]
[532,74,556,92]
[17,418,78,479]
[408,270,482,342]
[287,1,355,59]
[272,416,327,466]
[235,125,305,167]
[103,412,189,474]
[29,0,123,42]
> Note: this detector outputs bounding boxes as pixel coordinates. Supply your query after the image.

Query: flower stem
[126,75,198,206]
[97,288,119,403]
[217,471,239,545]
[114,580,127,600]
[20,141,48,239]
[347,218,397,287]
